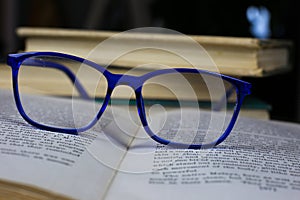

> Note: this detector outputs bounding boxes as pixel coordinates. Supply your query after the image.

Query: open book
[0,89,299,200]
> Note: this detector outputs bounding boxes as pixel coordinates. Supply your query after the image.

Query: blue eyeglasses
[7,51,251,149]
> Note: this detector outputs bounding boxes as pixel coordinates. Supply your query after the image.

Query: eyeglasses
[6,51,251,149]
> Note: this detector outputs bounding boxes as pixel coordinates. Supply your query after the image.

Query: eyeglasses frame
[7,51,251,149]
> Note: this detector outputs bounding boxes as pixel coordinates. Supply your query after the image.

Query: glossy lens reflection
[141,71,237,146]
[18,55,108,130]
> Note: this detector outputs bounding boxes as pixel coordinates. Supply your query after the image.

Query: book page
[0,89,137,200]
[105,110,300,200]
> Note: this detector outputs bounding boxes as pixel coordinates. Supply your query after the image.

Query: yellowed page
[105,110,300,200]
[0,89,136,200]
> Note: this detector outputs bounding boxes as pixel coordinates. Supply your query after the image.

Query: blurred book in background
[2,26,290,120]
[17,27,293,77]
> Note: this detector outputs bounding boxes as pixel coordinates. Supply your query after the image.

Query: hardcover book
[17,27,293,77]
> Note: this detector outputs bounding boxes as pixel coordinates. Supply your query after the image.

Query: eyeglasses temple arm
[22,58,90,99]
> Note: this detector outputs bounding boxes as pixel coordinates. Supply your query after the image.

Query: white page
[106,109,300,200]
[0,89,137,200]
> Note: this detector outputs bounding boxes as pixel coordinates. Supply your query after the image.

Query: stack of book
[1,27,293,120]
[18,27,292,77]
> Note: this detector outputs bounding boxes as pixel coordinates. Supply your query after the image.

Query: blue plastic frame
[7,51,251,149]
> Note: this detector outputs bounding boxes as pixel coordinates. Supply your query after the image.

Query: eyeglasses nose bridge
[108,73,143,91]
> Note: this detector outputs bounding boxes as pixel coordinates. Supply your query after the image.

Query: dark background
[0,0,299,123]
